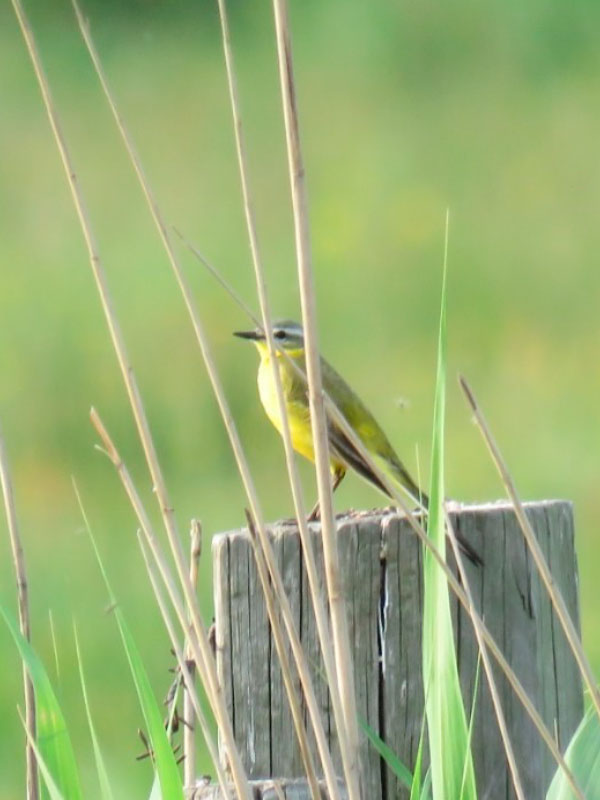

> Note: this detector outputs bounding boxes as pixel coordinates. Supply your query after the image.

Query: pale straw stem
[270,3,362,797]
[0,428,38,800]
[215,0,359,792]
[459,375,600,721]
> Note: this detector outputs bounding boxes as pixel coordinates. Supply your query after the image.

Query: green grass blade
[73,626,115,800]
[1,606,82,800]
[460,653,482,797]
[18,709,66,800]
[409,732,424,800]
[101,572,183,800]
[422,769,433,800]
[423,215,477,800]
[409,704,429,800]
[77,489,183,800]
[546,705,600,800]
[359,717,413,790]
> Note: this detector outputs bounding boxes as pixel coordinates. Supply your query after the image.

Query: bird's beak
[233,328,264,341]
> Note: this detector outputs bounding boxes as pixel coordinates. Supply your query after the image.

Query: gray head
[233,319,305,350]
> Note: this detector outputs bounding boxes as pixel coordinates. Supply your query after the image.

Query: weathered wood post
[206,501,583,799]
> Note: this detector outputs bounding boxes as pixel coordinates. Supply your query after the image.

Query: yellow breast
[256,349,317,464]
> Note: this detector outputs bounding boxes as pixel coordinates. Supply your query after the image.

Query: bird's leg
[307,467,346,522]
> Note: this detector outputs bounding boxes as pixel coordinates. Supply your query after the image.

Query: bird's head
[234,320,305,357]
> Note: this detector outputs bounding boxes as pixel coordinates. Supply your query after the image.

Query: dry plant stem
[17,709,59,797]
[0,429,38,800]
[74,8,341,798]
[214,0,357,793]
[135,531,233,800]
[270,781,286,800]
[11,1,250,795]
[245,510,321,800]
[90,409,236,799]
[459,376,600,718]
[172,231,261,330]
[270,3,362,798]
[184,521,202,794]
[445,510,526,800]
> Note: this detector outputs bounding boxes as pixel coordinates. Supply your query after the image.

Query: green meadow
[1,1,599,796]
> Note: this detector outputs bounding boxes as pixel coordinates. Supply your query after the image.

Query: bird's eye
[274,330,286,340]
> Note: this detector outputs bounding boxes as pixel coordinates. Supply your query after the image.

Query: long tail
[389,461,483,567]
[328,423,482,566]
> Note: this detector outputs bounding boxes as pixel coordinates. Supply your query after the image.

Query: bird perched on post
[234,319,481,565]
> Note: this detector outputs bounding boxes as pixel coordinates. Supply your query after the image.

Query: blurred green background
[1,0,599,796]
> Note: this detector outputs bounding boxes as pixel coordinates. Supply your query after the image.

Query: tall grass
[422,217,476,800]
[2,1,599,799]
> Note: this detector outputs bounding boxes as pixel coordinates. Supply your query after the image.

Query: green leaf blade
[422,218,477,800]
[1,606,83,800]
[547,705,600,800]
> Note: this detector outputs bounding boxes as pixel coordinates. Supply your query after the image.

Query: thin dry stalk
[90,410,236,799]
[269,781,286,800]
[459,376,600,718]
[214,0,358,793]
[0,428,38,800]
[135,530,232,800]
[445,510,526,800]
[74,10,342,797]
[184,520,202,794]
[270,4,362,798]
[244,510,321,800]
[11,2,250,795]
[172,232,261,329]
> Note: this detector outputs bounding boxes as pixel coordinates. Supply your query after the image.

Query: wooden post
[209,500,583,800]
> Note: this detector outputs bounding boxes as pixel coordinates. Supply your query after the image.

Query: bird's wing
[320,356,428,504]
[327,419,392,496]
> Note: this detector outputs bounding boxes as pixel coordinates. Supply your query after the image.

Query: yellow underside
[256,345,344,475]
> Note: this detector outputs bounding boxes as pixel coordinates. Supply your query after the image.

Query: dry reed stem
[184,520,202,794]
[12,0,250,794]
[445,510,526,800]
[74,6,342,796]
[0,428,38,800]
[17,709,59,797]
[172,231,261,329]
[459,376,600,720]
[214,0,358,793]
[270,781,286,800]
[135,531,232,800]
[244,510,322,800]
[90,409,234,798]
[270,4,362,798]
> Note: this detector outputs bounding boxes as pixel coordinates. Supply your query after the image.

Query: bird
[234,319,482,566]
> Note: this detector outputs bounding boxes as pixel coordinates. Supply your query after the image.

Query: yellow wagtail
[234,319,481,565]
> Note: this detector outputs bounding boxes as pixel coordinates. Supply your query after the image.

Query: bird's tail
[389,460,429,510]
[389,460,483,567]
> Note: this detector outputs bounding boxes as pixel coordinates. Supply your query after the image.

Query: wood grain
[212,501,583,799]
